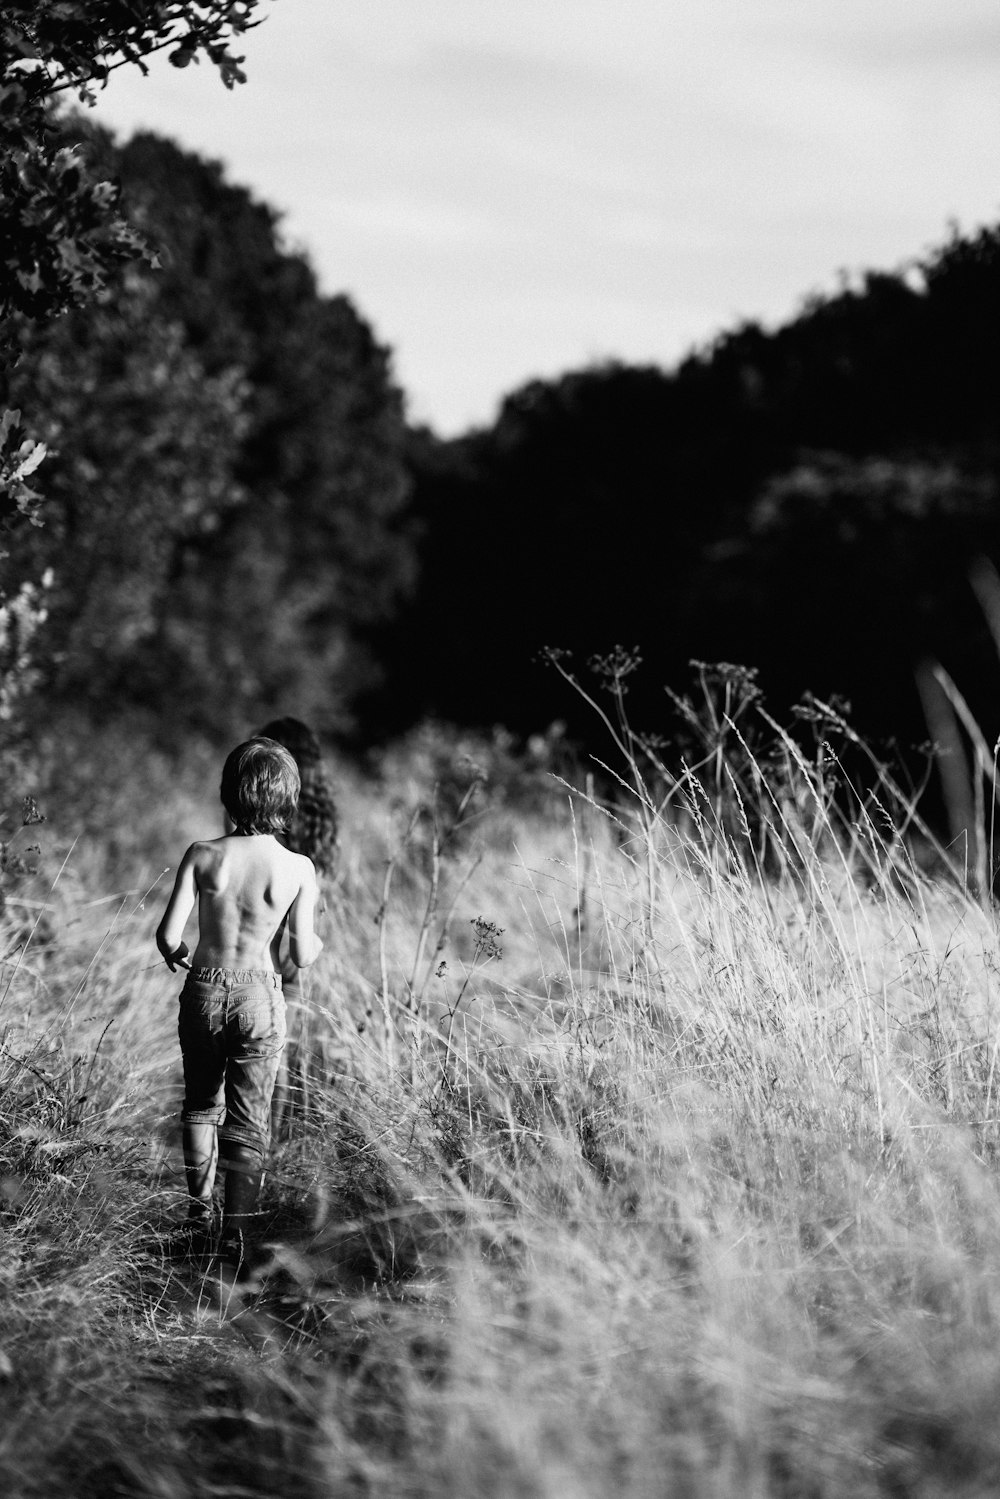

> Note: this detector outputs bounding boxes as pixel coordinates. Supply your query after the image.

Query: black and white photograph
[2,3,1000,1493]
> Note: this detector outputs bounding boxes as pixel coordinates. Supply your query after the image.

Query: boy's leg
[178,976,227,1220]
[218,979,286,1255]
[221,1143,264,1253]
[182,1122,218,1218]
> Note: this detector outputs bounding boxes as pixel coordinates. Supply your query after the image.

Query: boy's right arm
[287,859,324,968]
[156,845,198,972]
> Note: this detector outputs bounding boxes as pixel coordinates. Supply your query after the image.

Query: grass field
[4,699,1000,1498]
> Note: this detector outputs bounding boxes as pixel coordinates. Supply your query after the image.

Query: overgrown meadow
[4,672,1000,1499]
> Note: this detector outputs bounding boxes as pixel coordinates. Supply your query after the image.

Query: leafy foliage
[0,572,50,722]
[106,133,415,731]
[0,408,46,538]
[1,272,249,698]
[0,1,267,721]
[0,1,264,324]
[1,127,415,733]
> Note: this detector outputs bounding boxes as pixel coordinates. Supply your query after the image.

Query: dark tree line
[364,225,1000,768]
[5,38,1000,777]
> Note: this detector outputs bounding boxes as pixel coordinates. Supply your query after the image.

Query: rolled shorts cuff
[218,1123,268,1161]
[182,1103,226,1127]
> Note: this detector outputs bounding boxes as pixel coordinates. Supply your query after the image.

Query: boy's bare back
[157,833,322,973]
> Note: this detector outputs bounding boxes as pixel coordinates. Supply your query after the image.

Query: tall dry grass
[4,694,1000,1497]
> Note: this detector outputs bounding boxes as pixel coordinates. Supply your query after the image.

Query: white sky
[92,0,1000,435]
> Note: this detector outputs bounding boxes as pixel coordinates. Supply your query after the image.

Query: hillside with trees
[4,25,1000,776]
[368,226,1000,773]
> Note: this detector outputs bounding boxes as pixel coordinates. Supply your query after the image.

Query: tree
[1,128,416,734]
[1,1,265,327]
[370,363,734,736]
[0,1,267,721]
[103,133,415,733]
[692,454,1000,732]
[0,273,248,698]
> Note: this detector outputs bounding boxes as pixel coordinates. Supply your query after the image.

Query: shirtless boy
[156,737,323,1258]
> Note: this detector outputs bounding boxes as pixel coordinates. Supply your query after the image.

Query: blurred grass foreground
[4,674,1000,1499]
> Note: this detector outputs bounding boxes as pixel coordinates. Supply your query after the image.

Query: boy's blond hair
[220,738,300,836]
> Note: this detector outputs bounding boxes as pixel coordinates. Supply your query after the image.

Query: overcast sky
[92,0,1000,435]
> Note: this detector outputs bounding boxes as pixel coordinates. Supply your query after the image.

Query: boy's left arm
[156,845,198,971]
[287,860,324,968]
[272,885,327,982]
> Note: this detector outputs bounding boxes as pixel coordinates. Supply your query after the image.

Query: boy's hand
[165,941,190,973]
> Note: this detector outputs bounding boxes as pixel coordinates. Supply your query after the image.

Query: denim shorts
[178,967,286,1161]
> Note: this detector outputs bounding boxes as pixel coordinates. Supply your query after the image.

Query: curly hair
[257,717,338,876]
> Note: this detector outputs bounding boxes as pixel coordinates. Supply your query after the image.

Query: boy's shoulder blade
[190,835,227,858]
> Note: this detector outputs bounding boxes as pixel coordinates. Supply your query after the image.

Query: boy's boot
[220,1145,264,1266]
